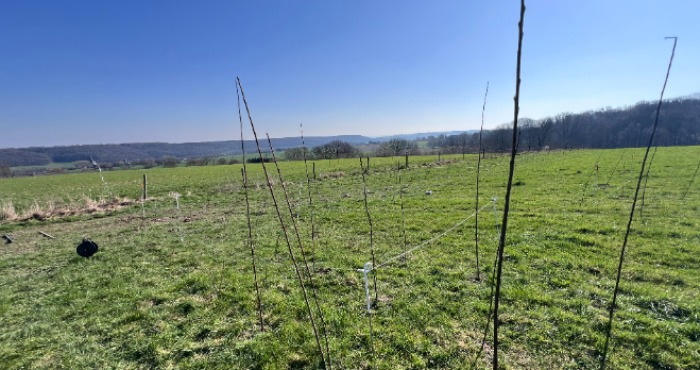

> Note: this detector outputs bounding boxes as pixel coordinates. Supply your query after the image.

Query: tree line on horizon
[426,96,700,153]
[1,96,699,173]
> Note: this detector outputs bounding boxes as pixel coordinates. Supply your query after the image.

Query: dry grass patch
[0,202,18,221]
[319,171,345,180]
[0,197,137,222]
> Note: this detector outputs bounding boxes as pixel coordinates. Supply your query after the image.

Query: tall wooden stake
[300,124,319,271]
[237,77,327,369]
[493,2,525,369]
[266,133,332,369]
[600,36,678,370]
[236,82,264,332]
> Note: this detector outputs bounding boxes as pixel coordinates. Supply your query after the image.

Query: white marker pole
[491,197,499,231]
[361,262,373,313]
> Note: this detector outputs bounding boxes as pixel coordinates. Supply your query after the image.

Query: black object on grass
[77,238,98,258]
[2,234,13,244]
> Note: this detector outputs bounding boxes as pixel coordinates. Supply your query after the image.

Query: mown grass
[0,148,698,369]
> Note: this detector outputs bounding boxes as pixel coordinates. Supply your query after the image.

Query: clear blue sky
[1,0,698,148]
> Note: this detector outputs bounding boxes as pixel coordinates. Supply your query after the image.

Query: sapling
[266,133,332,369]
[235,83,264,332]
[360,157,379,304]
[681,159,700,200]
[300,124,319,272]
[468,82,492,369]
[237,77,328,369]
[469,252,500,370]
[492,2,526,369]
[600,36,678,370]
[474,81,489,281]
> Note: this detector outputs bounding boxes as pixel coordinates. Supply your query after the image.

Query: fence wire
[366,199,496,272]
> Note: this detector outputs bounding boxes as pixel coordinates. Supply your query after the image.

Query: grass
[0,148,698,369]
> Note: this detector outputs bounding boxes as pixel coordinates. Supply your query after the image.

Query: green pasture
[0,148,698,369]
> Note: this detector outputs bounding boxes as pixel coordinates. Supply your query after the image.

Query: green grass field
[1,148,698,369]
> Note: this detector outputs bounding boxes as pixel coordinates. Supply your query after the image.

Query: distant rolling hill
[0,132,474,167]
[0,135,370,166]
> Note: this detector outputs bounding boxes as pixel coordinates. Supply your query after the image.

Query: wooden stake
[236,81,264,332]
[493,2,526,369]
[237,77,328,369]
[600,36,678,370]
[142,174,148,200]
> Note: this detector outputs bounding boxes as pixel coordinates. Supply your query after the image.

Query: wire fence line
[310,198,497,274]
[306,197,498,272]
[369,199,496,272]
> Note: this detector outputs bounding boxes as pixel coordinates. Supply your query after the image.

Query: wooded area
[427,96,700,153]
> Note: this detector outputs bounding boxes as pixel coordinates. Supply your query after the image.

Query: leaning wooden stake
[492,2,525,369]
[474,81,489,281]
[681,159,700,200]
[266,133,332,369]
[600,36,677,370]
[639,145,659,217]
[237,77,328,369]
[235,83,264,332]
[604,150,627,185]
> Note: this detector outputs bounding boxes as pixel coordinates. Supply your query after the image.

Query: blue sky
[1,0,698,148]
